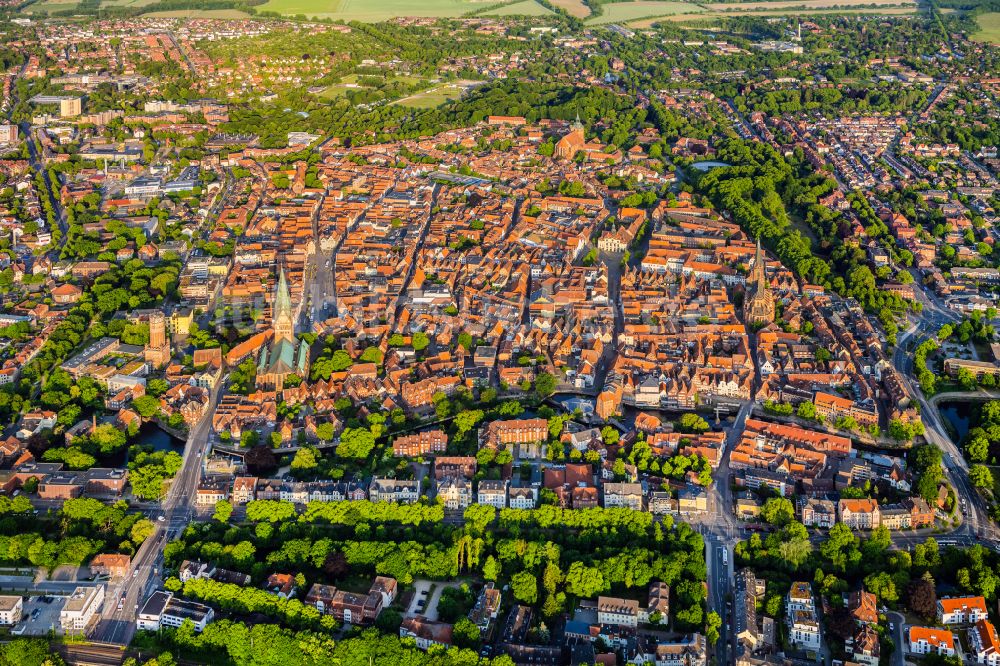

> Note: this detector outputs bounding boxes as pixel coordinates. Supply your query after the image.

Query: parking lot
[13,596,64,636]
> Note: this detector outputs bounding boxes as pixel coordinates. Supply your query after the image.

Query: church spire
[273,266,294,343]
[752,237,768,291]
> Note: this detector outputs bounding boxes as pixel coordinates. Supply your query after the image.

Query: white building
[969,620,1000,666]
[938,596,989,624]
[597,596,640,627]
[786,582,821,651]
[60,586,105,635]
[0,595,22,625]
[909,626,956,656]
[508,486,537,509]
[477,480,507,508]
[137,590,214,633]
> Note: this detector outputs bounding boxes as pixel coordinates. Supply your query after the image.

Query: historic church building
[256,268,309,389]
[743,238,775,326]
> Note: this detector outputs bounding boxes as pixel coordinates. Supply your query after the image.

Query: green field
[973,12,1000,45]
[393,83,469,108]
[585,0,701,24]
[26,0,158,11]
[142,7,251,16]
[258,0,482,20]
[484,0,554,15]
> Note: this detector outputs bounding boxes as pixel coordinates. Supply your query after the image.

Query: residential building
[938,596,989,624]
[369,478,419,503]
[786,582,821,651]
[908,626,956,656]
[597,596,640,627]
[477,479,508,508]
[393,430,447,456]
[437,476,472,510]
[969,619,1000,666]
[852,625,880,666]
[603,482,643,510]
[838,498,880,529]
[400,617,454,650]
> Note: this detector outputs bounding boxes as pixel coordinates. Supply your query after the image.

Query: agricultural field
[585,0,702,23]
[701,0,914,10]
[26,0,157,11]
[550,0,591,17]
[484,0,554,15]
[258,0,482,20]
[142,8,250,16]
[972,12,1000,44]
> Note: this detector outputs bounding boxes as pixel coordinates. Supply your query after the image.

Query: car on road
[157,516,165,522]
[889,623,895,632]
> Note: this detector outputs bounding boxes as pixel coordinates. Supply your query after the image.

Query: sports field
[585,0,701,23]
[258,0,482,20]
[972,12,1000,44]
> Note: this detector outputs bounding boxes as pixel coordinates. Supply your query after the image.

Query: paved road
[92,379,226,645]
[892,281,997,542]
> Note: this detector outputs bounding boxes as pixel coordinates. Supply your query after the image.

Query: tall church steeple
[273,266,294,343]
[752,236,768,291]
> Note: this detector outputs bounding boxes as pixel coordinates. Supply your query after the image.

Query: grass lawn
[394,83,468,108]
[485,0,554,16]
[585,1,702,24]
[973,12,1000,45]
[258,0,479,20]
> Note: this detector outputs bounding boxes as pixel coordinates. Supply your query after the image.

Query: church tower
[744,238,776,326]
[273,267,294,343]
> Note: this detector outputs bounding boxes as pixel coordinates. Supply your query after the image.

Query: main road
[92,379,226,645]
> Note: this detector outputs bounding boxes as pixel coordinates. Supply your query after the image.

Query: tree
[412,332,430,351]
[483,555,500,581]
[966,434,990,463]
[291,447,320,475]
[969,464,993,489]
[796,401,817,420]
[535,372,556,398]
[908,572,937,619]
[359,347,383,364]
[337,428,376,460]
[133,395,162,419]
[130,519,155,545]
[564,561,605,598]
[760,497,794,526]
[213,500,233,523]
[457,332,473,351]
[601,425,620,446]
[452,617,481,649]
[864,571,899,603]
[510,571,537,604]
[706,610,722,645]
[958,367,979,391]
[454,410,484,435]
[677,413,710,433]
